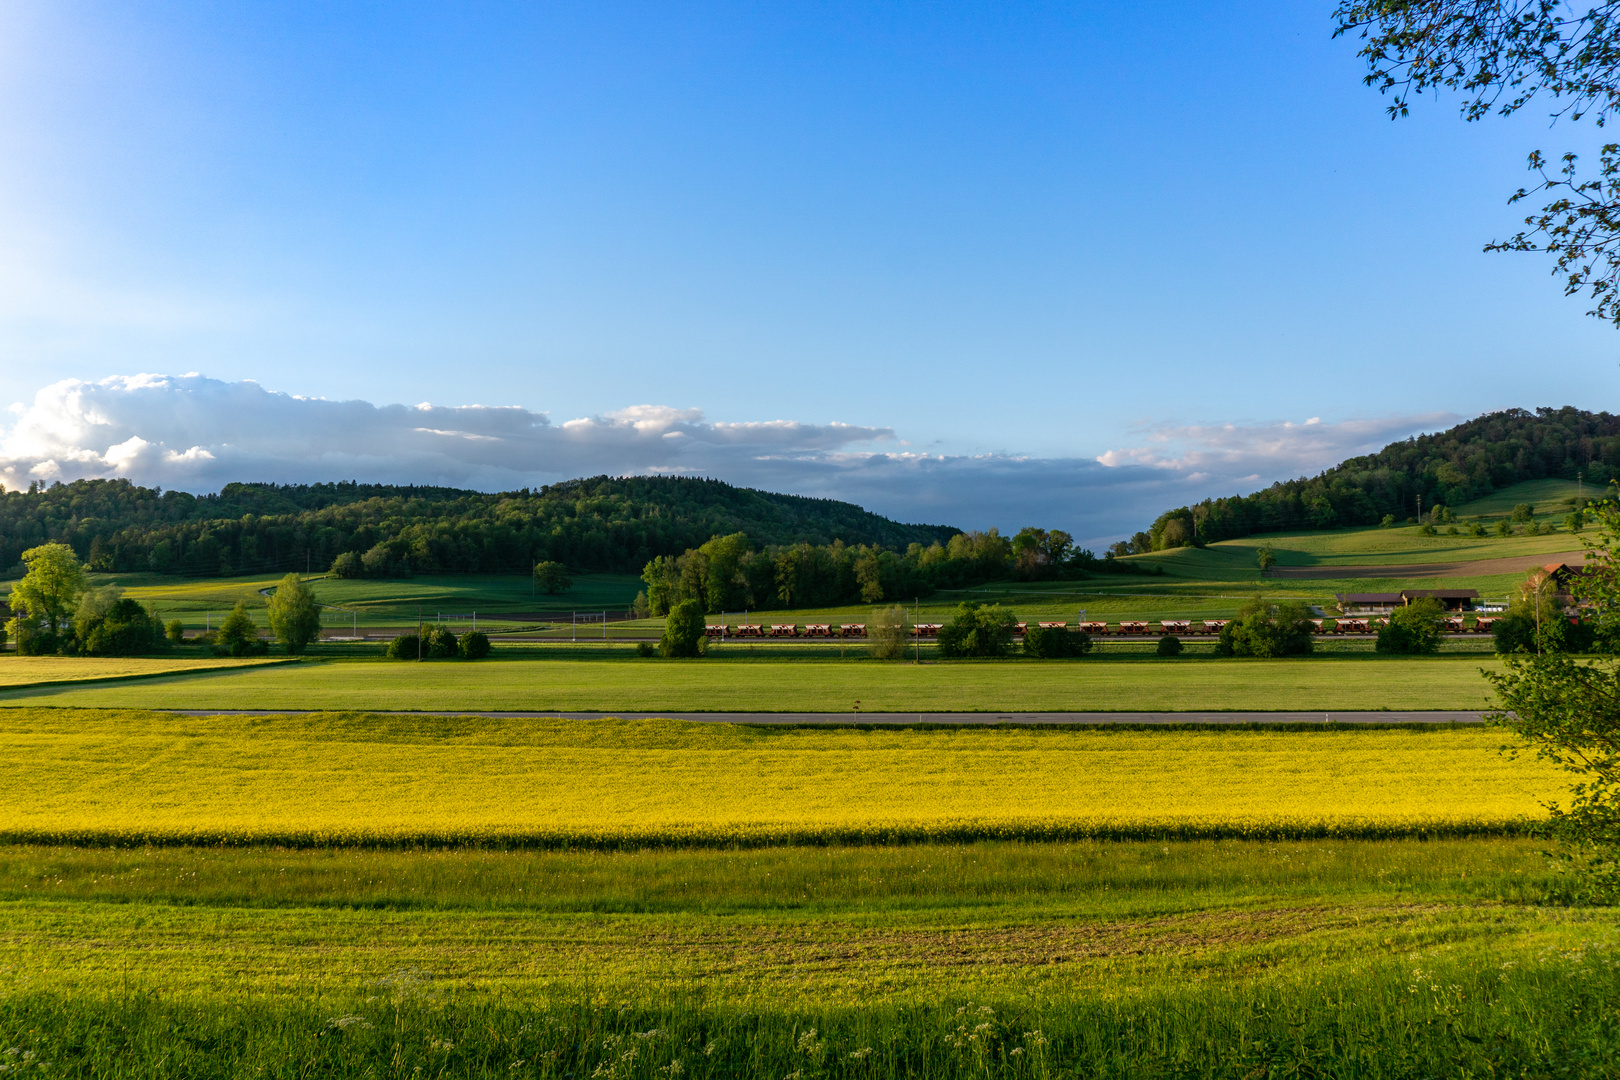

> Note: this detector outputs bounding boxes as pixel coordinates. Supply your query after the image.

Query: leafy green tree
[1470,521,1489,536]
[7,542,87,654]
[459,630,491,659]
[1488,653,1620,899]
[533,560,573,595]
[267,573,322,655]
[329,551,363,578]
[1024,623,1092,659]
[1376,598,1444,655]
[659,600,707,658]
[1155,634,1183,658]
[936,602,1017,659]
[1379,514,1396,527]
[1215,599,1314,658]
[1256,546,1276,572]
[216,601,266,657]
[1568,508,1588,533]
[1512,503,1536,523]
[868,605,910,660]
[165,618,185,643]
[1495,518,1513,536]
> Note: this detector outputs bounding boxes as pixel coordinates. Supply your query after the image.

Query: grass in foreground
[1,839,1616,1077]
[0,652,1507,712]
[0,710,1559,846]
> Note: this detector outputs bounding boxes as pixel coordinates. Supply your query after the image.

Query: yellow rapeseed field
[0,656,287,688]
[0,710,1565,847]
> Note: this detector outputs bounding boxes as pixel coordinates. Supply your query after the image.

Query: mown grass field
[0,710,1554,846]
[0,651,1505,711]
[0,656,285,687]
[1,837,1616,1077]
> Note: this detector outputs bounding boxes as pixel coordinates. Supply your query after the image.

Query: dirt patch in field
[629,904,1430,973]
[1268,552,1587,580]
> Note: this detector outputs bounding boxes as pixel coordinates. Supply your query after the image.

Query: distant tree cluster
[638,527,1151,616]
[0,476,959,580]
[1126,407,1620,550]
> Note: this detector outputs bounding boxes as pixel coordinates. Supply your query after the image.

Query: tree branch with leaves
[1335,1,1620,323]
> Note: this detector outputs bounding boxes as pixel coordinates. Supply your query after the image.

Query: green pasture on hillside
[0,652,1504,711]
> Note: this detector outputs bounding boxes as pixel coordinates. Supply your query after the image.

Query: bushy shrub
[165,618,185,643]
[459,630,491,659]
[1376,599,1443,655]
[1215,599,1314,658]
[1024,624,1092,658]
[1511,503,1535,523]
[936,602,1017,658]
[1156,634,1183,657]
[660,600,707,658]
[420,624,459,658]
[386,634,419,660]
[636,641,656,657]
[82,598,164,656]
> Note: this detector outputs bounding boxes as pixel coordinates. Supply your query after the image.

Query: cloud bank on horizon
[0,374,1458,544]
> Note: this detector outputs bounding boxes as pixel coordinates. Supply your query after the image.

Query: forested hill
[1133,407,1620,551]
[0,475,958,578]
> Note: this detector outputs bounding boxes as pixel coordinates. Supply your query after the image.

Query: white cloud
[1095,413,1458,476]
[0,374,1461,546]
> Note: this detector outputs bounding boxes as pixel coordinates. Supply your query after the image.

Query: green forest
[0,475,957,578]
[1130,406,1620,552]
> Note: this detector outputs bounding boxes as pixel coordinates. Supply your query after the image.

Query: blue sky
[0,1,1614,543]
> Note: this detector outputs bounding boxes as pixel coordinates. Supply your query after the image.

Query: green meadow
[0,650,1503,711]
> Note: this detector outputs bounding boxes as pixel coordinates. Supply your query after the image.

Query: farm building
[1542,562,1588,597]
[1335,593,1402,615]
[1336,589,1479,614]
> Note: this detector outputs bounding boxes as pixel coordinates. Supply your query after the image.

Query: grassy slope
[0,711,1553,845]
[0,652,1504,711]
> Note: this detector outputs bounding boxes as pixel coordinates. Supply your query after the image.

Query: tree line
[0,475,958,578]
[639,526,1154,615]
[1125,407,1620,553]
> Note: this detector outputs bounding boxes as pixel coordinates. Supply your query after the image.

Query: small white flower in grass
[849,1047,873,1059]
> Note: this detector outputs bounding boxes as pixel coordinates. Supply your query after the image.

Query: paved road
[168,709,1490,725]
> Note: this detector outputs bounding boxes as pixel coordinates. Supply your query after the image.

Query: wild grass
[0,652,1506,712]
[0,710,1555,847]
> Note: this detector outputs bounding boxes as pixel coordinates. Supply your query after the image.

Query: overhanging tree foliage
[1334,1,1620,323]
[1488,499,1620,898]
